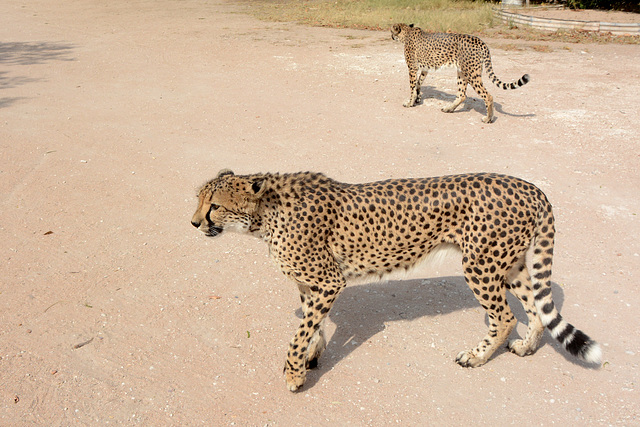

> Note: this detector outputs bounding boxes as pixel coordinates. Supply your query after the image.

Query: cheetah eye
[209,204,220,212]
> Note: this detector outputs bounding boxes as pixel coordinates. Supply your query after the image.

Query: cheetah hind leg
[456,261,516,367]
[442,69,468,115]
[467,73,494,123]
[505,258,545,356]
[455,300,516,368]
[306,320,327,369]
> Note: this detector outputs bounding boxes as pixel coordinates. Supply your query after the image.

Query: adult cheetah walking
[391,23,530,123]
[191,170,601,391]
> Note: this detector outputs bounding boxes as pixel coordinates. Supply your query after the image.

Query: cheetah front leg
[298,285,327,369]
[442,69,467,114]
[285,268,345,392]
[415,69,428,104]
[456,257,516,367]
[284,310,329,391]
[307,320,327,369]
[403,66,423,107]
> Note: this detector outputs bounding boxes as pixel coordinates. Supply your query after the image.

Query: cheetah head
[390,23,414,42]
[191,169,266,237]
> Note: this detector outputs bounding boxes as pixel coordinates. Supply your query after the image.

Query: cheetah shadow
[417,85,535,121]
[300,277,583,389]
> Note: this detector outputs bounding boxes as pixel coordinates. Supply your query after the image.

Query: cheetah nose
[191,220,200,228]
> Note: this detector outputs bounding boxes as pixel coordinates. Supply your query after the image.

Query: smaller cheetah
[192,170,601,391]
[391,23,530,123]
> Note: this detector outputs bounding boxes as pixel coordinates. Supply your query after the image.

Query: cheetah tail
[531,200,602,365]
[484,57,530,90]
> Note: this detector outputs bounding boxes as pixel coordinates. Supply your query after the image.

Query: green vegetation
[566,0,639,13]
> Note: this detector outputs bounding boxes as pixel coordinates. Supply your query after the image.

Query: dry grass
[237,0,640,44]
[239,0,496,34]
[492,42,526,51]
[531,44,553,52]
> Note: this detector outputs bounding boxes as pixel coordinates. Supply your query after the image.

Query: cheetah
[391,23,530,123]
[191,170,601,392]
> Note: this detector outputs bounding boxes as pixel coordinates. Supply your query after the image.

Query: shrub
[564,0,640,12]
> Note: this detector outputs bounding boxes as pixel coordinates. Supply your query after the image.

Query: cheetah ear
[249,176,267,198]
[217,169,234,178]
[409,23,414,28]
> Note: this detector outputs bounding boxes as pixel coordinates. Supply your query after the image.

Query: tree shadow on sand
[0,97,27,109]
[0,42,75,109]
[300,275,590,388]
[0,41,75,66]
[0,70,41,90]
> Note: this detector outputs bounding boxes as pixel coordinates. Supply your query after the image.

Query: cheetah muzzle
[192,169,601,392]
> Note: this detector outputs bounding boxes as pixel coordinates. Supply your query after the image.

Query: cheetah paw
[455,350,487,368]
[481,115,494,124]
[507,339,535,357]
[285,370,306,392]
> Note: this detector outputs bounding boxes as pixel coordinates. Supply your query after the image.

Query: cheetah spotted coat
[192,170,601,391]
[391,23,530,123]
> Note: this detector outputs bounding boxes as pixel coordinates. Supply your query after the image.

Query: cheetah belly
[417,60,458,73]
[332,242,462,284]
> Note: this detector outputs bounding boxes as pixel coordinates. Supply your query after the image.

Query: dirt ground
[1,0,639,425]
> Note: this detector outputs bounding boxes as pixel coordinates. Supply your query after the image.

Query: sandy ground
[1,0,639,425]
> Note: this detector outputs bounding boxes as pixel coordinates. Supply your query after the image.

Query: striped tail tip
[547,314,602,365]
[582,341,603,365]
[509,74,530,89]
